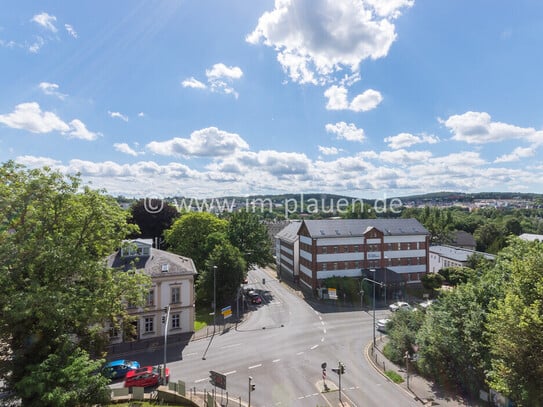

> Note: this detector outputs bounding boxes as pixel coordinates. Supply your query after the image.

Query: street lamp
[213,265,217,334]
[362,268,383,348]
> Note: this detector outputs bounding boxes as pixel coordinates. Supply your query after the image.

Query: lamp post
[362,268,383,348]
[213,265,217,334]
[163,305,170,384]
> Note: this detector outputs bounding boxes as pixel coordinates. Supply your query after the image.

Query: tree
[421,273,444,290]
[438,266,473,286]
[164,211,228,271]
[0,161,149,405]
[198,243,246,309]
[129,198,180,242]
[486,239,543,406]
[226,211,273,270]
[341,201,376,219]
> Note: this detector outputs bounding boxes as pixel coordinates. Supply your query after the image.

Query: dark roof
[452,230,476,247]
[302,218,428,238]
[275,221,302,242]
[107,248,197,277]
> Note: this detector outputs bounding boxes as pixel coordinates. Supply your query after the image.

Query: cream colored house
[107,239,197,344]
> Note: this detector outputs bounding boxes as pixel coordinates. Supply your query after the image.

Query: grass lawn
[194,306,213,331]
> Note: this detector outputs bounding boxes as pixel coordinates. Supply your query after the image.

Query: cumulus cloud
[0,102,69,133]
[378,149,433,165]
[147,127,249,157]
[39,82,67,99]
[318,146,341,155]
[15,155,62,168]
[31,12,58,32]
[494,146,536,163]
[182,77,206,89]
[28,36,45,53]
[442,111,543,144]
[246,0,412,85]
[324,86,382,112]
[385,132,439,149]
[114,143,144,157]
[108,111,128,122]
[0,102,99,140]
[325,122,365,142]
[64,24,78,38]
[182,63,243,97]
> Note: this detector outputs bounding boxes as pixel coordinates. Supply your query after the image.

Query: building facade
[107,239,197,344]
[275,221,302,282]
[429,245,496,273]
[276,218,430,292]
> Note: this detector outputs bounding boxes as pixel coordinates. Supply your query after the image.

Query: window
[334,246,339,253]
[144,317,154,333]
[146,289,154,306]
[322,246,327,254]
[171,286,181,304]
[172,313,180,329]
[109,326,119,338]
[322,263,327,271]
[333,262,338,270]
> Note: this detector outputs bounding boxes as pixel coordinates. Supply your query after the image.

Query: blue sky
[1,0,543,199]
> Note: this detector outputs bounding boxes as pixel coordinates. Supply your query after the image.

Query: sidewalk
[366,338,478,406]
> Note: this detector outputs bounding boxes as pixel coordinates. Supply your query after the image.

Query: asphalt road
[117,268,420,406]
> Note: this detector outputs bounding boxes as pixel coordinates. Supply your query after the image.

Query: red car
[124,366,170,388]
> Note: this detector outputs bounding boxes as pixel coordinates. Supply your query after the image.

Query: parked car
[102,359,140,379]
[124,365,170,388]
[419,299,434,309]
[389,301,411,312]
[376,318,391,333]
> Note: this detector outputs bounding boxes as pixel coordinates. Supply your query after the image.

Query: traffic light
[339,362,345,374]
[163,307,168,313]
[251,383,256,392]
[161,316,166,323]
[262,278,266,284]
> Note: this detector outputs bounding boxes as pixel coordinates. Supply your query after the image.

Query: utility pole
[362,270,383,348]
[248,376,255,407]
[163,305,170,384]
[213,265,217,334]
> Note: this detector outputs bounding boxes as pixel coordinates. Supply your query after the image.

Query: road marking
[321,321,325,325]
[195,378,208,383]
[221,343,242,349]
[296,351,304,356]
[310,344,318,350]
[224,370,237,375]
[184,352,198,357]
[323,328,327,334]
[321,337,325,342]
[272,359,281,363]
[248,363,262,370]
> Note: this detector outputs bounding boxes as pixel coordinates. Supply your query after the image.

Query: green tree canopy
[226,211,273,270]
[486,239,543,406]
[0,161,149,405]
[164,211,228,271]
[129,198,180,241]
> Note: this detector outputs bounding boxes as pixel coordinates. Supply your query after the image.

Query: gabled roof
[108,247,197,277]
[301,218,428,238]
[275,221,302,243]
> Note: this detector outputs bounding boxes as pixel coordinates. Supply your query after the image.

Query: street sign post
[209,370,227,390]
[221,306,232,319]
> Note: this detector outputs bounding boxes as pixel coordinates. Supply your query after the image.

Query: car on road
[124,366,170,388]
[376,318,391,333]
[389,301,411,312]
[102,359,140,380]
[245,289,262,304]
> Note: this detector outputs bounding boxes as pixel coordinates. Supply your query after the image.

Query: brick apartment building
[276,218,430,295]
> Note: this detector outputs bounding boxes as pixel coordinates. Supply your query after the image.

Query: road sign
[209,370,227,390]
[328,287,338,300]
[221,306,232,319]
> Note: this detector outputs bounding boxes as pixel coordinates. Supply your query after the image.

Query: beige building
[107,239,197,344]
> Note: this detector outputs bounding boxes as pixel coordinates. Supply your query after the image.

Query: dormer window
[161,264,169,272]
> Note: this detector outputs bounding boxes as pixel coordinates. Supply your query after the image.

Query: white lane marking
[224,370,236,375]
[248,363,262,370]
[195,378,208,383]
[221,343,242,349]
[321,337,325,342]
[184,352,198,357]
[323,328,327,334]
[296,351,304,356]
[272,359,281,363]
[321,320,325,325]
[310,344,318,350]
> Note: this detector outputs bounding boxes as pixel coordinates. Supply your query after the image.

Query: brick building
[276,218,430,295]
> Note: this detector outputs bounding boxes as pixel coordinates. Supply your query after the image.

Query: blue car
[102,359,140,379]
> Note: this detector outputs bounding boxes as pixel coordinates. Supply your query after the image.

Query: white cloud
[247,0,412,84]
[39,82,67,99]
[182,77,207,89]
[0,102,99,140]
[318,146,341,155]
[325,122,365,142]
[108,111,128,122]
[378,149,433,165]
[442,111,543,144]
[28,36,45,53]
[206,63,243,81]
[147,127,249,157]
[138,112,145,117]
[67,119,100,140]
[494,146,536,163]
[324,86,382,112]
[15,155,62,168]
[385,132,439,149]
[31,12,58,32]
[114,143,144,157]
[0,102,69,133]
[64,24,78,38]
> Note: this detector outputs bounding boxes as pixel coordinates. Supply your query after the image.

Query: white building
[107,239,197,343]
[429,245,496,273]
